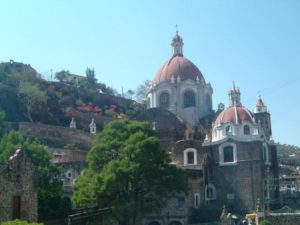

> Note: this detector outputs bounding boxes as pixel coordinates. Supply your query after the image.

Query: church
[136,31,280,225]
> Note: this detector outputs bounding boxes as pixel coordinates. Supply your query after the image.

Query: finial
[171,25,183,56]
[229,82,241,107]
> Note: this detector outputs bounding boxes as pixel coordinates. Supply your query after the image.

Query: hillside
[277,143,300,168]
[0,61,144,132]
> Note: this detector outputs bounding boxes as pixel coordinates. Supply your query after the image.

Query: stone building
[51,149,87,204]
[0,149,37,223]
[137,31,279,225]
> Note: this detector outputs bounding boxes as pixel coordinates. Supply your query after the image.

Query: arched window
[184,90,195,108]
[194,193,200,208]
[244,125,250,135]
[219,143,237,166]
[187,152,194,164]
[184,148,197,166]
[223,146,234,163]
[147,97,151,108]
[159,92,170,108]
[205,184,217,200]
[206,94,212,110]
[225,125,232,135]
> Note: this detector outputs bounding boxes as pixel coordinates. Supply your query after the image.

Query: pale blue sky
[1,0,300,146]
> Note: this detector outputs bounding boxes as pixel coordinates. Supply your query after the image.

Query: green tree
[18,82,48,122]
[73,119,187,225]
[0,131,64,214]
[125,89,135,100]
[0,109,5,137]
[135,80,151,104]
[259,220,272,225]
[85,67,98,88]
[55,70,70,82]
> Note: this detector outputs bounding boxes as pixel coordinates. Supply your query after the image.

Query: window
[219,143,237,166]
[227,193,235,200]
[207,188,213,198]
[194,193,200,208]
[223,146,234,163]
[206,94,212,110]
[225,125,232,135]
[159,92,170,108]
[205,184,216,200]
[177,197,185,208]
[184,148,197,166]
[184,90,195,108]
[263,143,270,165]
[244,125,250,135]
[187,152,194,164]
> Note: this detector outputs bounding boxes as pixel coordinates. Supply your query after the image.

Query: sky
[1,0,300,146]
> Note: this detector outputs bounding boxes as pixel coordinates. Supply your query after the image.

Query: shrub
[259,219,272,225]
[1,220,43,225]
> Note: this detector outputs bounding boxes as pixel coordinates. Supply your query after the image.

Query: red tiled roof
[154,55,204,84]
[52,150,87,163]
[215,106,254,125]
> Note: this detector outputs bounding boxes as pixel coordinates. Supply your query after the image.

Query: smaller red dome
[214,106,254,125]
[154,56,204,84]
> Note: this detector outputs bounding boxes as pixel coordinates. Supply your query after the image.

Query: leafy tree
[0,109,5,138]
[0,131,65,214]
[55,70,70,82]
[125,89,135,100]
[73,119,187,225]
[85,67,98,89]
[18,82,48,122]
[135,80,152,104]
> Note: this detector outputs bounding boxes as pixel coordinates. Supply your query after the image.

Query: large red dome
[154,55,205,84]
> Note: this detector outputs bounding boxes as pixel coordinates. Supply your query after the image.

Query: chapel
[137,31,279,225]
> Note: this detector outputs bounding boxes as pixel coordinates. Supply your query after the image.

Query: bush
[259,220,272,225]
[1,220,43,225]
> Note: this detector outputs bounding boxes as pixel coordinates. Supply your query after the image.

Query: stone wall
[205,140,279,213]
[266,213,300,225]
[0,149,37,222]
[18,122,94,150]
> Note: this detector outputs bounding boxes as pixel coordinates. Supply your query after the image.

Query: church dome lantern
[154,31,205,85]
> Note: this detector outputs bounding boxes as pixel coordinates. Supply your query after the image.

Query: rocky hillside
[0,61,144,132]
